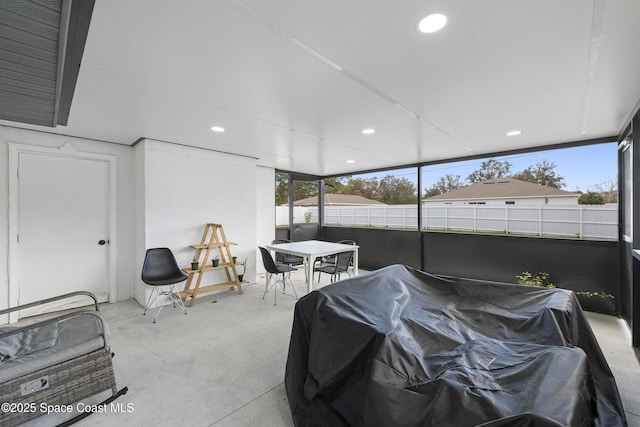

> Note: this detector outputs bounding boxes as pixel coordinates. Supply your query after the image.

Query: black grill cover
[285,265,626,426]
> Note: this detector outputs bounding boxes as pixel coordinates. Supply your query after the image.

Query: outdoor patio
[20,268,640,427]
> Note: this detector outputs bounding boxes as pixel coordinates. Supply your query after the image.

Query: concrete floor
[22,269,640,426]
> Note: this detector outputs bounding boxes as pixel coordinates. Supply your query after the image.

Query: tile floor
[21,269,640,427]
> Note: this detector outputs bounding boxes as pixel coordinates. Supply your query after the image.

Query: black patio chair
[314,250,354,284]
[314,240,356,282]
[272,239,305,267]
[141,247,188,323]
[272,239,307,281]
[259,246,299,306]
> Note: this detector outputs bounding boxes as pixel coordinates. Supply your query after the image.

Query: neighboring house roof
[293,194,386,206]
[424,178,580,201]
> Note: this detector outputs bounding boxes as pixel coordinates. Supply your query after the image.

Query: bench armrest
[0,310,111,352]
[0,291,99,316]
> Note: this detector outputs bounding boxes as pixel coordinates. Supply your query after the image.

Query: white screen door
[16,151,110,315]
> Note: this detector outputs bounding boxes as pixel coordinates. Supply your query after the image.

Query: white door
[17,152,110,316]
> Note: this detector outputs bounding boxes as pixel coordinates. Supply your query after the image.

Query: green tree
[467,159,513,183]
[424,174,463,198]
[512,160,565,188]
[275,173,319,205]
[340,177,379,200]
[578,192,605,205]
[378,175,416,204]
[292,181,318,201]
[324,176,349,194]
[275,172,289,206]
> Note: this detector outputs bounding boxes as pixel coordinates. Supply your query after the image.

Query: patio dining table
[265,240,359,293]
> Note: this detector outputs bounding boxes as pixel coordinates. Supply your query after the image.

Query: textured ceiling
[1,0,639,176]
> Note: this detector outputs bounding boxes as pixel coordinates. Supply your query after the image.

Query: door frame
[8,142,117,318]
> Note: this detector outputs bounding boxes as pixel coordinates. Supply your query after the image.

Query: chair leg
[262,273,272,300]
[286,274,298,300]
[262,273,299,306]
[144,287,168,322]
[169,284,188,315]
[149,287,165,323]
[143,285,187,323]
[143,287,158,316]
[262,273,279,306]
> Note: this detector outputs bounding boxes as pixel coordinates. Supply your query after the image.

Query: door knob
[98,240,107,246]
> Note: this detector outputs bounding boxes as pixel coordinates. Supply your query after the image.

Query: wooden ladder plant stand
[180,223,244,306]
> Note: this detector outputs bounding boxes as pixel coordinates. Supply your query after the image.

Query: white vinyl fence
[421,204,617,240]
[324,205,418,229]
[276,204,617,241]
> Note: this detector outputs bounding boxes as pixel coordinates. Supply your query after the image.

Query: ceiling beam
[56,0,95,126]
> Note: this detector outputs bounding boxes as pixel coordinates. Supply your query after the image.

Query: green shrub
[516,271,613,299]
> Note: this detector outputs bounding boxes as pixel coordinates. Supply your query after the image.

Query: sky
[358,143,618,193]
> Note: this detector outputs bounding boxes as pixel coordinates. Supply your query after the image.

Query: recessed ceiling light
[347,160,355,164]
[418,13,447,34]
[210,126,225,132]
[506,130,522,136]
[362,128,375,135]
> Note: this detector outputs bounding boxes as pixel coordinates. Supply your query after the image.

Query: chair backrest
[259,247,280,274]
[337,241,356,265]
[335,251,354,272]
[271,239,304,265]
[337,240,356,246]
[141,247,184,285]
[271,239,290,263]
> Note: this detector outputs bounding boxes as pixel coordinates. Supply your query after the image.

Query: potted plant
[191,256,199,270]
[237,258,247,282]
[212,255,220,267]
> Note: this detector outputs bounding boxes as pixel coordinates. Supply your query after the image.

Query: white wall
[1,127,268,311]
[133,142,147,304]
[0,125,136,310]
[134,139,258,305]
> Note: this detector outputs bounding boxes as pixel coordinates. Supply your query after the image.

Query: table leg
[353,249,359,276]
[306,255,316,293]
